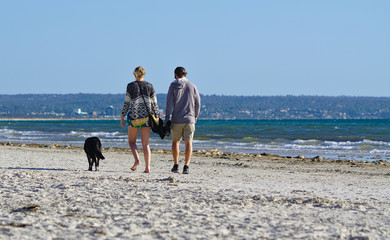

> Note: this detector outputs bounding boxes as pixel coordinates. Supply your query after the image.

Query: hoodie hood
[171,77,188,89]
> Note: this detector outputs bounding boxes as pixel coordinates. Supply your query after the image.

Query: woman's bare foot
[131,161,140,171]
[143,169,150,173]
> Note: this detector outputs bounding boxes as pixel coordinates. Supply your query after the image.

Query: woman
[121,66,160,173]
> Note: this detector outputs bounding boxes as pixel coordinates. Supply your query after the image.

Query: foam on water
[1,119,389,162]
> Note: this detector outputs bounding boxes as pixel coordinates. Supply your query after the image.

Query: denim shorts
[126,114,150,128]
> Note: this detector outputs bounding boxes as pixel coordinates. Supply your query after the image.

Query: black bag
[148,113,166,139]
[136,81,168,139]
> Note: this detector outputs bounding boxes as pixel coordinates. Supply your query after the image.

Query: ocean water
[0,119,389,162]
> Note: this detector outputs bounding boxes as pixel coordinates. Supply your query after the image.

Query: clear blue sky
[1,0,389,96]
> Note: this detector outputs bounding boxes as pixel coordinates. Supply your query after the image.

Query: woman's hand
[121,116,125,128]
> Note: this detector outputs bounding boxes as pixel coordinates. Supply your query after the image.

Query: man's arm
[194,86,200,120]
[165,84,173,121]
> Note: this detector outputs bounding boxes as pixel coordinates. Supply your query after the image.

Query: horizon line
[0,93,389,98]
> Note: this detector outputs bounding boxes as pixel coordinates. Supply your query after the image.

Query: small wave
[195,136,212,140]
[19,136,44,140]
[293,139,322,145]
[78,131,122,138]
[0,128,14,134]
[233,142,250,146]
[251,138,390,155]
[369,149,390,154]
[0,128,41,136]
[242,137,258,142]
[193,139,213,144]
[362,139,390,147]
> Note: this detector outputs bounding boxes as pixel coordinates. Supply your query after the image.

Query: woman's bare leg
[128,127,140,171]
[140,127,151,173]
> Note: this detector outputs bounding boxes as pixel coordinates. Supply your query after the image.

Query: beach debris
[291,190,307,193]
[208,148,224,157]
[78,224,106,235]
[11,204,41,213]
[3,142,389,168]
[260,152,279,157]
[233,162,250,168]
[194,148,229,158]
[158,176,179,183]
[48,144,61,149]
[252,195,267,201]
[349,236,369,240]
[0,222,30,228]
[312,156,324,162]
[373,160,389,165]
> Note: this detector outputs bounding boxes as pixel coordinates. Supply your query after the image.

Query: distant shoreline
[1,117,389,121]
[0,118,120,121]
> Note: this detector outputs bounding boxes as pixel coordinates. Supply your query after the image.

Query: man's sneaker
[182,165,189,174]
[171,164,179,173]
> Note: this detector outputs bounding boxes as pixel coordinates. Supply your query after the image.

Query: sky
[0,0,389,96]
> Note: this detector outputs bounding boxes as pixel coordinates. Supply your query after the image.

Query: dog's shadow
[7,167,70,171]
[7,167,111,172]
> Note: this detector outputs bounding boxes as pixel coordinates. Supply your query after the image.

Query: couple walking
[120,66,201,174]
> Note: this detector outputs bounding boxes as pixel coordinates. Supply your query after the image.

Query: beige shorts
[171,123,195,141]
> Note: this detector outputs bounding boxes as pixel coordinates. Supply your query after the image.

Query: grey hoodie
[165,77,200,124]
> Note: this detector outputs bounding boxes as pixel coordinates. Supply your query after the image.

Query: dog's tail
[97,150,105,160]
[93,143,105,160]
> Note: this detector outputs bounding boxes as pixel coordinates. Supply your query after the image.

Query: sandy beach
[1,144,390,239]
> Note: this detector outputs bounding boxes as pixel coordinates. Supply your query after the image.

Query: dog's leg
[95,158,100,171]
[92,156,98,171]
[88,156,93,171]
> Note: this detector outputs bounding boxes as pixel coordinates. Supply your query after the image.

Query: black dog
[84,137,105,171]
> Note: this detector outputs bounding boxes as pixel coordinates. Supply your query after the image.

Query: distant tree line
[0,94,389,119]
[200,95,390,119]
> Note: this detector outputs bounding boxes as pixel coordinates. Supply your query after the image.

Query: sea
[1,119,389,162]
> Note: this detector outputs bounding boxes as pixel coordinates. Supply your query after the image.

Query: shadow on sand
[6,167,122,173]
[7,167,69,171]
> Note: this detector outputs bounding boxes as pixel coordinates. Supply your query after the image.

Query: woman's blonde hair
[133,66,146,79]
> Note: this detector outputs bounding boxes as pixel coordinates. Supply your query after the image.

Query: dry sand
[1,145,390,239]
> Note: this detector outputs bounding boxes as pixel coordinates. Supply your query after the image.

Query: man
[165,67,201,174]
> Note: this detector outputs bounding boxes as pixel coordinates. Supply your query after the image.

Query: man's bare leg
[172,140,180,165]
[184,140,192,166]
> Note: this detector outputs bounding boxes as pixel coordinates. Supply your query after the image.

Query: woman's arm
[149,85,160,117]
[121,84,131,128]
